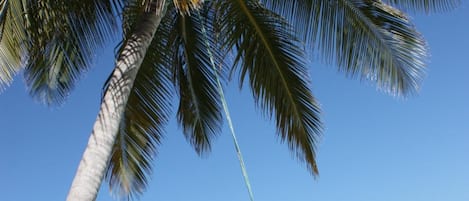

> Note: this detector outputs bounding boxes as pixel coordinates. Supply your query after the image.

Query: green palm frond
[172,0,204,15]
[0,0,7,37]
[120,0,147,38]
[333,0,428,95]
[383,0,460,12]
[105,3,225,198]
[0,1,24,91]
[170,4,224,154]
[259,1,317,45]
[218,0,323,175]
[263,0,450,96]
[2,1,117,104]
[0,41,18,92]
[105,2,174,199]
[306,0,428,96]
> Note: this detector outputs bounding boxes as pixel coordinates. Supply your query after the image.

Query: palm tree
[0,0,459,200]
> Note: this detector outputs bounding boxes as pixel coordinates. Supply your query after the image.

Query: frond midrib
[181,15,202,123]
[237,0,304,126]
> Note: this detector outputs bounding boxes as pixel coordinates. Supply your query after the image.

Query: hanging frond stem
[197,11,255,201]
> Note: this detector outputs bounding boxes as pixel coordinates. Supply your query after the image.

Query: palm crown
[0,0,459,200]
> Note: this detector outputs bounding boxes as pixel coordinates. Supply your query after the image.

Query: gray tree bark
[67,1,167,200]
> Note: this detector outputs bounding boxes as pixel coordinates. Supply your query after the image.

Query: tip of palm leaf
[173,0,204,15]
[0,67,18,93]
[0,81,10,93]
[312,163,319,178]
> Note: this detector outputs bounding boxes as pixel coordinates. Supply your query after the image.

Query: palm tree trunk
[66,1,166,200]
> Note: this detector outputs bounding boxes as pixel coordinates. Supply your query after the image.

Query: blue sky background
[0,3,468,201]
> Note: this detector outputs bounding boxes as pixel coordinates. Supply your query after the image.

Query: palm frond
[6,0,118,105]
[259,0,317,45]
[105,2,174,199]
[0,43,19,92]
[172,0,204,15]
[315,1,427,95]
[169,4,224,154]
[382,0,460,13]
[120,0,147,38]
[262,0,459,46]
[337,0,428,95]
[217,0,323,175]
[264,1,431,96]
[0,0,9,43]
[0,1,24,92]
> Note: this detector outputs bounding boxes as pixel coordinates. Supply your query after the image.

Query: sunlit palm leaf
[259,0,317,45]
[170,4,224,154]
[332,0,428,95]
[105,2,173,199]
[218,0,323,175]
[0,42,18,92]
[383,0,460,12]
[263,0,456,96]
[2,0,459,200]
[0,1,24,91]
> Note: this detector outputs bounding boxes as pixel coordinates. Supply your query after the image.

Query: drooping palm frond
[217,0,323,175]
[269,0,429,96]
[382,0,460,12]
[105,1,173,199]
[0,0,24,92]
[335,0,429,95]
[0,1,117,104]
[259,1,317,45]
[0,41,18,92]
[105,2,225,198]
[263,0,459,48]
[63,0,459,199]
[169,4,224,154]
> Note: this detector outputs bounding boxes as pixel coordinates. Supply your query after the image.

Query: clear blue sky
[1,4,468,201]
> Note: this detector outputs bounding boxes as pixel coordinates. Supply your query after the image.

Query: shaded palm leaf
[0,0,7,39]
[169,4,224,154]
[218,0,323,175]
